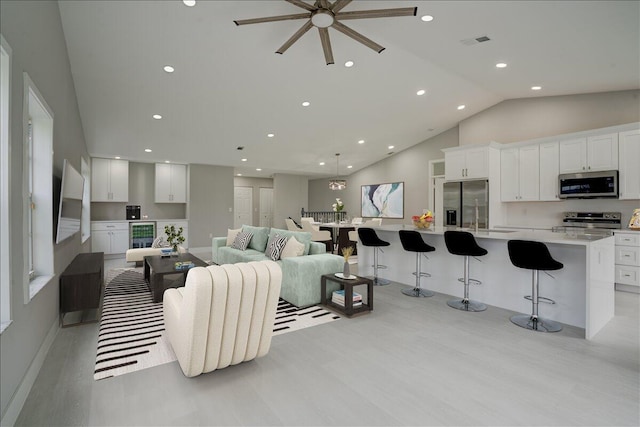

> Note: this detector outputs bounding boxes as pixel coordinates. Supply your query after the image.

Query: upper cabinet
[559,133,618,173]
[500,145,540,202]
[91,158,129,202]
[618,129,640,200]
[539,142,560,201]
[155,163,187,203]
[445,146,490,180]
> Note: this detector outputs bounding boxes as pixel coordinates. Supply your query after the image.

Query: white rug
[94,268,340,380]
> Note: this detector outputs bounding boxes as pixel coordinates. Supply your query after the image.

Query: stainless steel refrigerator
[443,180,489,229]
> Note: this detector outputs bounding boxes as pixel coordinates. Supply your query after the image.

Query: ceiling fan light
[329,179,347,190]
[311,10,334,28]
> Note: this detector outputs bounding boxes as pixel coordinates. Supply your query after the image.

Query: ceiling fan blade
[330,0,352,13]
[285,0,317,12]
[234,13,311,26]
[318,27,334,65]
[276,20,314,54]
[331,21,385,53]
[318,0,330,9]
[336,7,417,20]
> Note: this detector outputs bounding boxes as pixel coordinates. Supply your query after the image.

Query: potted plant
[165,225,185,254]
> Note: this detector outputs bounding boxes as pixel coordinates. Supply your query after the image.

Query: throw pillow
[231,231,253,251]
[281,236,305,258]
[241,225,270,251]
[151,236,164,248]
[266,234,288,261]
[226,228,241,246]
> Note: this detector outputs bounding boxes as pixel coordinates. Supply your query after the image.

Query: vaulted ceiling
[58,0,640,178]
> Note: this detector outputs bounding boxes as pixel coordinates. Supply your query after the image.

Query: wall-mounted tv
[55,159,84,244]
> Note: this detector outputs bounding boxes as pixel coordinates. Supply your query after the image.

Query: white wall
[459,90,640,146]
[189,164,234,247]
[309,127,459,225]
[1,0,89,421]
[273,174,308,230]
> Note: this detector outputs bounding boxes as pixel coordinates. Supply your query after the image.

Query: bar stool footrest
[413,272,431,278]
[524,295,556,304]
[457,277,482,285]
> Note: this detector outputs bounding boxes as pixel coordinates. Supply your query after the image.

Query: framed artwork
[361,182,404,218]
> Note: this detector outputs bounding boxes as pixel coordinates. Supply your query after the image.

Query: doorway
[259,187,274,227]
[234,186,253,229]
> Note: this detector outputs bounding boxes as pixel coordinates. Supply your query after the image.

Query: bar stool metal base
[402,287,434,298]
[510,314,562,332]
[371,277,390,286]
[447,299,487,312]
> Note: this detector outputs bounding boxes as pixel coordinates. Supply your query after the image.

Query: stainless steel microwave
[558,170,618,199]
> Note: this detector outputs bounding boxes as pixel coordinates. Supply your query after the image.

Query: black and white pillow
[266,234,288,261]
[231,231,253,251]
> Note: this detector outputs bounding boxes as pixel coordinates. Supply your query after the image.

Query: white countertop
[372,224,613,246]
[91,219,188,223]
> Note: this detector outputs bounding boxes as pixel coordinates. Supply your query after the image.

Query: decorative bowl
[413,220,433,229]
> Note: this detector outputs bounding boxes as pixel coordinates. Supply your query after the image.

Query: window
[22,72,54,302]
[81,157,90,243]
[1,35,12,331]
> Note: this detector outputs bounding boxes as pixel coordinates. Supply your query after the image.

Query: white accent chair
[163,260,282,377]
[125,245,186,265]
[351,217,363,225]
[285,218,302,231]
[361,218,382,227]
[300,218,332,242]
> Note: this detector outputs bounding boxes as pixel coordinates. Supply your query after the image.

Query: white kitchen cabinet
[445,146,489,180]
[559,134,618,173]
[614,231,640,289]
[91,158,129,202]
[157,220,189,248]
[155,163,187,203]
[501,145,540,202]
[539,141,560,201]
[91,221,129,254]
[618,129,640,200]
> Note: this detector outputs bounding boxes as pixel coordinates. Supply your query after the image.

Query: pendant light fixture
[329,153,346,190]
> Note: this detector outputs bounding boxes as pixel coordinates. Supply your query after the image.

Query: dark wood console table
[60,252,104,327]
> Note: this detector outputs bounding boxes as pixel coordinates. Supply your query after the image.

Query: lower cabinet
[91,222,129,254]
[614,231,640,289]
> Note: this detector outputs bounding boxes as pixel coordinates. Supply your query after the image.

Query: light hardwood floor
[15,255,640,426]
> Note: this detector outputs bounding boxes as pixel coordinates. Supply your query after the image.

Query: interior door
[259,187,273,227]
[234,186,253,229]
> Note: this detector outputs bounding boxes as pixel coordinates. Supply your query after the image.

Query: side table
[321,273,373,317]
[60,252,104,327]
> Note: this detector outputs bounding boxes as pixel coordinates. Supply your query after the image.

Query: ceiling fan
[234,0,417,65]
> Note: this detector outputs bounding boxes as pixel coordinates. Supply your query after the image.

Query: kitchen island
[357,225,615,340]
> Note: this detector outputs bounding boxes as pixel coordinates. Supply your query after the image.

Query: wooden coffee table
[144,253,208,302]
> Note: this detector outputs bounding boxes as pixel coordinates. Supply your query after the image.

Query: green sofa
[212,225,343,308]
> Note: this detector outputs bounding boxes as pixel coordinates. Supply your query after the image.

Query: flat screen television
[55,159,84,244]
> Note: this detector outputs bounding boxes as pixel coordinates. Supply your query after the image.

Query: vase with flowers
[165,225,185,255]
[332,198,344,222]
[341,246,354,278]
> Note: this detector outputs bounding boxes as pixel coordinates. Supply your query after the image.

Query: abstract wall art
[361,182,404,218]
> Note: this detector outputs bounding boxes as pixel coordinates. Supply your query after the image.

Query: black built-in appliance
[126,205,141,220]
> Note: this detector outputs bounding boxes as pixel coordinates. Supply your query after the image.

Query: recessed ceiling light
[237,173,242,176]
[496,62,507,68]
[421,15,434,22]
[319,162,325,166]
[114,156,121,159]
[302,101,310,107]
[183,0,196,6]
[144,148,152,153]
[165,160,170,163]
[457,105,466,110]
[416,89,426,96]
[531,86,542,91]
[388,145,395,149]
[267,133,274,138]
[344,60,354,68]
[256,168,262,171]
[347,165,353,169]
[358,140,365,144]
[163,65,175,73]
[241,158,247,162]
[153,114,162,119]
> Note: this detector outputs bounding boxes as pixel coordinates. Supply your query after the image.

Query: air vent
[460,35,491,46]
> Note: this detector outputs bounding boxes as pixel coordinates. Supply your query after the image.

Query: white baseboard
[0,318,59,427]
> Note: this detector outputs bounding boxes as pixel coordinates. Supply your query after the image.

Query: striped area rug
[94,269,340,380]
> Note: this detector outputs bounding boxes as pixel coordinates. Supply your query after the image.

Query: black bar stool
[507,240,563,333]
[357,227,390,286]
[444,231,487,312]
[398,230,435,298]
